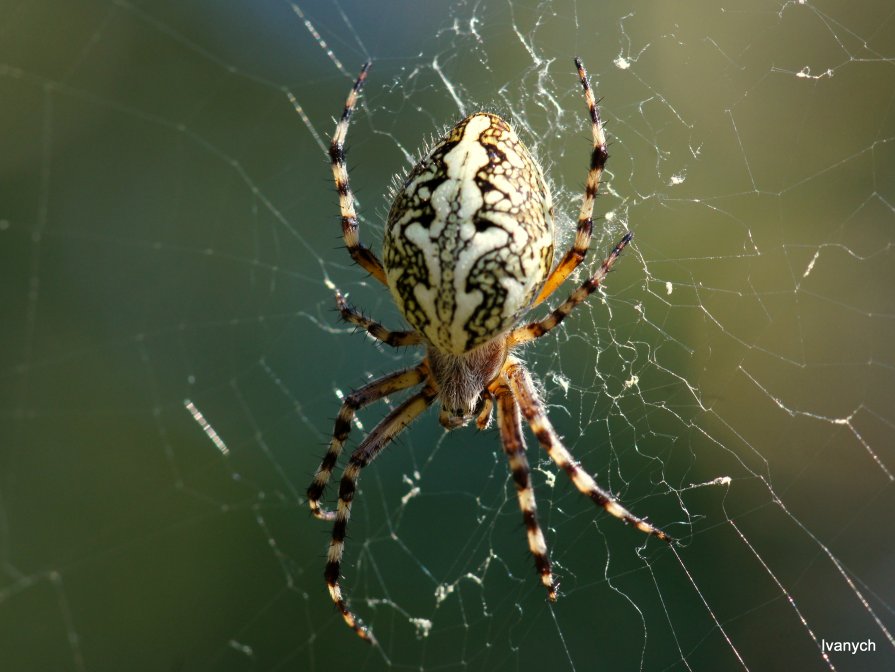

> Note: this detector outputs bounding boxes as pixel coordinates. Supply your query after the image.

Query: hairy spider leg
[532,56,608,308]
[307,363,427,521]
[505,359,671,542]
[330,63,388,285]
[335,289,423,347]
[325,385,438,643]
[510,231,633,346]
[494,382,557,599]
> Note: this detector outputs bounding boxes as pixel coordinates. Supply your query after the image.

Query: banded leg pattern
[533,56,608,308]
[495,385,556,599]
[510,231,632,346]
[330,62,387,285]
[307,363,426,520]
[506,360,671,542]
[335,289,423,347]
[325,385,437,643]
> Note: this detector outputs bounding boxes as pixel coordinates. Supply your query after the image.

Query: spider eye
[438,407,468,429]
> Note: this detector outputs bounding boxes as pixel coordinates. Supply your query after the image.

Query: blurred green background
[1,1,893,670]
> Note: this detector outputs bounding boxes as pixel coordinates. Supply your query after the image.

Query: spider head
[428,341,506,430]
[438,394,488,429]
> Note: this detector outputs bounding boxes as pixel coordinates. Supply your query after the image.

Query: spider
[307,57,671,643]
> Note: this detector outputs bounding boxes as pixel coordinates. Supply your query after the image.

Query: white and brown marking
[383,113,554,355]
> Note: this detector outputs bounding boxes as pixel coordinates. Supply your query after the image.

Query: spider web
[1,0,894,670]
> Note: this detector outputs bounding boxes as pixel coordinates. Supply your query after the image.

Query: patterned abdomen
[383,113,554,354]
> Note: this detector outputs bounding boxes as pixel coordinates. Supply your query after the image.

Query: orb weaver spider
[307,57,671,643]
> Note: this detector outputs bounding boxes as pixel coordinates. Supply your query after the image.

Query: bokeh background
[1,1,893,671]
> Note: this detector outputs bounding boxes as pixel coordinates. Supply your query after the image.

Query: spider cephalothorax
[307,58,671,644]
[426,341,505,428]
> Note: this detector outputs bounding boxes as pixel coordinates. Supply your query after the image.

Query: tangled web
[1,1,893,670]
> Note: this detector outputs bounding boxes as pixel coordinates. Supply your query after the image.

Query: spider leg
[494,382,557,600]
[509,231,632,347]
[326,384,437,643]
[307,362,427,520]
[532,57,606,308]
[336,289,423,347]
[331,63,388,285]
[504,359,671,542]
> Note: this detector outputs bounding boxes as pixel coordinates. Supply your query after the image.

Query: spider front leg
[335,290,423,347]
[330,62,388,285]
[494,383,557,600]
[307,362,427,520]
[505,359,671,542]
[532,57,607,308]
[325,385,437,643]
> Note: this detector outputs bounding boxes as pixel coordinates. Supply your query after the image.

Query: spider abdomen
[383,113,554,355]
